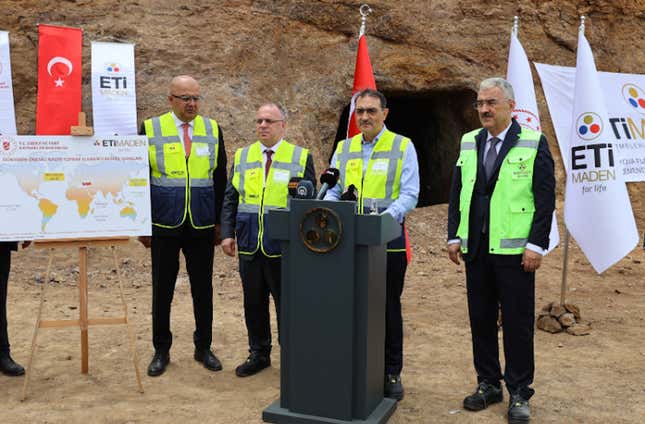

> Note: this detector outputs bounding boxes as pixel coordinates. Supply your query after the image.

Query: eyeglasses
[255,118,284,125]
[473,99,505,109]
[171,94,203,102]
[355,107,380,116]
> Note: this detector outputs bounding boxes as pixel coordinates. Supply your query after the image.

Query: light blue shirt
[324,125,419,223]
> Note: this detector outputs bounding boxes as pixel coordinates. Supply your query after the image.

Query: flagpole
[560,16,585,307]
[512,15,519,35]
[359,4,372,37]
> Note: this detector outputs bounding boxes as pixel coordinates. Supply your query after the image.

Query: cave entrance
[332,89,480,207]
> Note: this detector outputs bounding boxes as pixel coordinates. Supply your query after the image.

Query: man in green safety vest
[325,89,420,401]
[139,75,228,377]
[447,77,555,424]
[220,102,315,377]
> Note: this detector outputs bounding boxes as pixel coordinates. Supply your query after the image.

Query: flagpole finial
[359,4,373,37]
[580,15,586,34]
[512,16,519,35]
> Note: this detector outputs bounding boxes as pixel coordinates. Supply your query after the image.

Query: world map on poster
[0,135,151,241]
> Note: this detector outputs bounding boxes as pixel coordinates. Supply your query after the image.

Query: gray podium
[262,199,401,424]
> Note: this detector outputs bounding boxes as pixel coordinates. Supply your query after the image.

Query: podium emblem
[299,207,342,253]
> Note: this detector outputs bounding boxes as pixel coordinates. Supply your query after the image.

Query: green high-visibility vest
[144,112,219,229]
[456,127,541,254]
[232,140,308,257]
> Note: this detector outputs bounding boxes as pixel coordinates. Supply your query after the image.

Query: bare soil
[1,204,644,423]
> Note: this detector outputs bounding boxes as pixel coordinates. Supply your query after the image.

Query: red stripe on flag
[36,24,83,135]
[347,35,376,138]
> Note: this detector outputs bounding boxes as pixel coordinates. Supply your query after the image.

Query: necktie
[265,149,273,179]
[484,137,501,180]
[181,123,192,157]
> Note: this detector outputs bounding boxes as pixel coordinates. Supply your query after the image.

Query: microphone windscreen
[320,167,340,188]
[295,180,315,199]
[288,177,303,197]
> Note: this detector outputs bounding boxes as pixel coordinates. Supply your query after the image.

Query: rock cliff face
[2,1,644,220]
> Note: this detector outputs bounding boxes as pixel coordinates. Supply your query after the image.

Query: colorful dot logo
[105,63,121,73]
[576,112,603,141]
[622,83,645,115]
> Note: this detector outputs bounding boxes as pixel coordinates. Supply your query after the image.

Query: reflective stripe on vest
[233,141,308,256]
[456,127,541,255]
[334,129,409,252]
[145,112,219,229]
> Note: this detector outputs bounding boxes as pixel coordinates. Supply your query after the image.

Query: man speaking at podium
[220,102,315,377]
[139,75,228,377]
[325,89,419,400]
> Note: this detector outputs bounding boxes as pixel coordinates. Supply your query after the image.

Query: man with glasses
[447,78,555,423]
[220,102,315,377]
[324,89,419,401]
[139,75,227,377]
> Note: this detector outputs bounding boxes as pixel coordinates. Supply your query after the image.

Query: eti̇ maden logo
[622,83,645,115]
[576,112,603,141]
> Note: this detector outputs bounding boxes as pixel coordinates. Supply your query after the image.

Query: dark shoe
[147,351,170,377]
[463,382,503,411]
[507,394,530,423]
[384,374,404,401]
[194,348,222,372]
[235,353,270,377]
[0,354,25,376]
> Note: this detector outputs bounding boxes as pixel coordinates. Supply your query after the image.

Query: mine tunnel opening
[332,89,480,207]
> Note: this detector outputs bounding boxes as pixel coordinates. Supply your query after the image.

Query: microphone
[316,168,340,200]
[340,184,358,201]
[288,177,303,197]
[295,180,316,199]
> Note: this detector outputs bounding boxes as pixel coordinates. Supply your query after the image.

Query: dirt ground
[1,204,644,424]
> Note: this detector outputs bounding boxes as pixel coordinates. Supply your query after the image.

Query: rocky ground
[1,204,644,423]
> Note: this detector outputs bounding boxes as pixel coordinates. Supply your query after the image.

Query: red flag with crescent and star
[36,24,82,135]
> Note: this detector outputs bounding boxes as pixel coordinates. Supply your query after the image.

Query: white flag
[506,28,560,254]
[564,30,638,273]
[91,41,137,135]
[0,31,17,135]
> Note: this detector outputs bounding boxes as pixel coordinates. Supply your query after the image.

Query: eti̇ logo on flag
[622,84,645,114]
[105,63,121,73]
[576,112,603,141]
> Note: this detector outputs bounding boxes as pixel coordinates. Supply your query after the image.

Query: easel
[21,238,144,399]
[21,114,144,399]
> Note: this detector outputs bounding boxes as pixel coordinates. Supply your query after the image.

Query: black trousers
[0,246,11,354]
[465,238,535,399]
[385,251,407,376]
[151,232,214,353]
[238,253,281,357]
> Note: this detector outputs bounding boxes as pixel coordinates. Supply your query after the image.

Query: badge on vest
[272,169,290,182]
[195,145,209,156]
[370,160,388,173]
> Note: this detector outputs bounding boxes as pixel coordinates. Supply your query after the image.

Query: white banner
[0,31,17,135]
[561,31,638,274]
[506,29,559,254]
[536,63,645,181]
[91,41,137,135]
[0,135,151,241]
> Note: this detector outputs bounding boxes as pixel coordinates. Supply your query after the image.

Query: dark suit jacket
[0,242,18,252]
[447,119,555,264]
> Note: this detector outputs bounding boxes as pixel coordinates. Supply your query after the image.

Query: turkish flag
[346,34,376,138]
[36,24,82,135]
